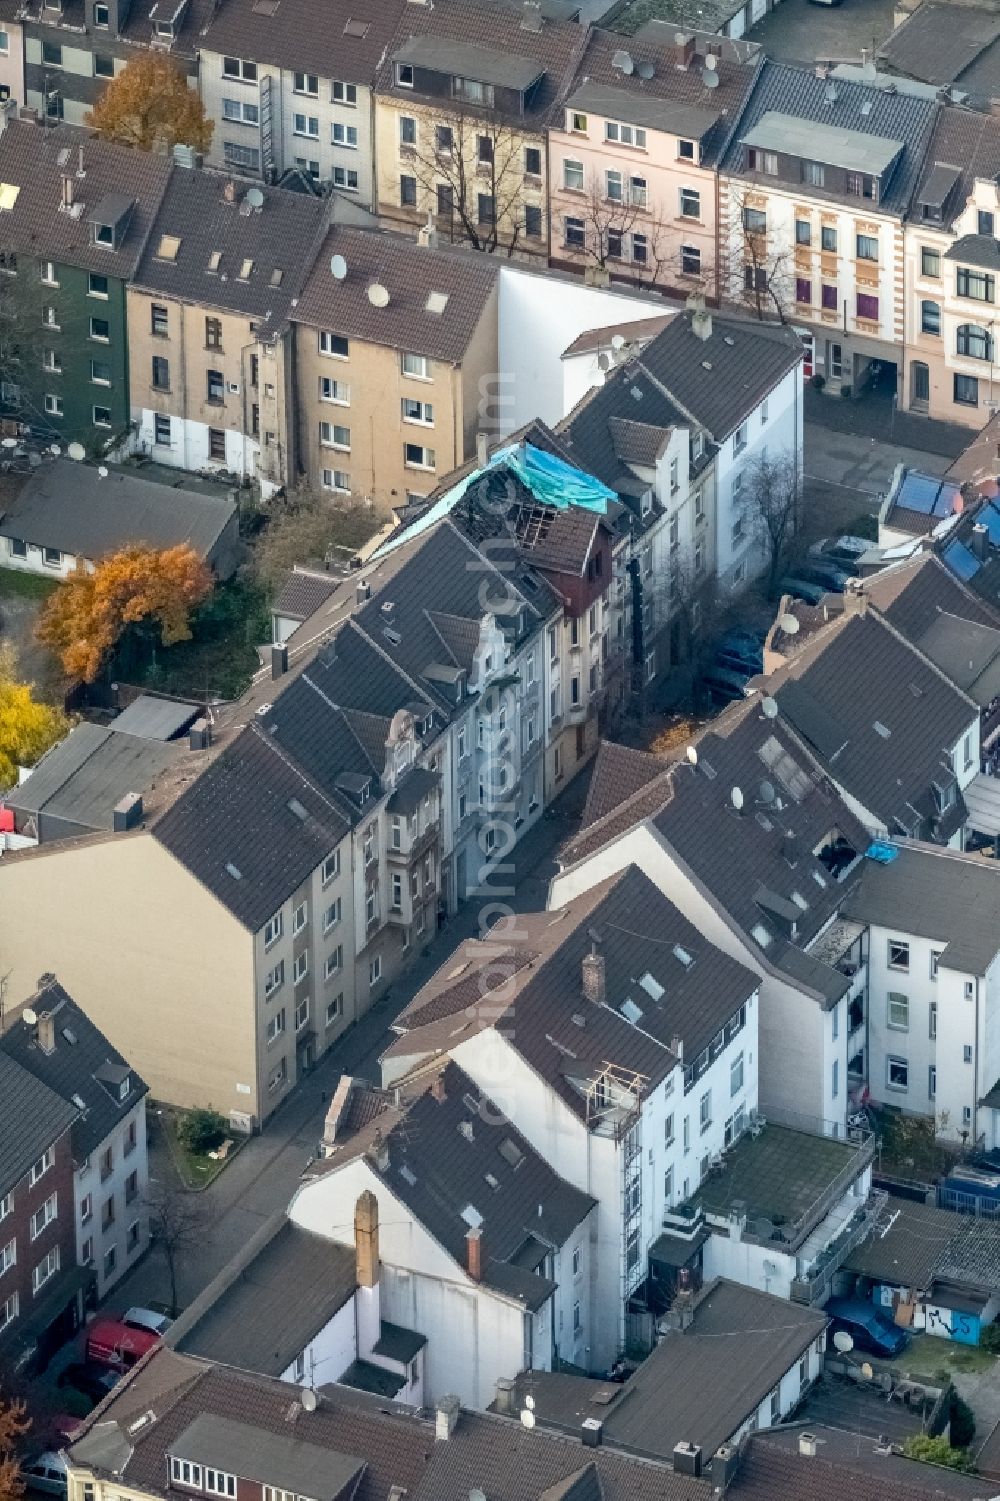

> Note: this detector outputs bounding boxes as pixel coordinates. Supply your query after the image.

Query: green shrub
[902,1434,971,1471]
[979,1323,1000,1355]
[176,1107,227,1156]
[950,1393,976,1448]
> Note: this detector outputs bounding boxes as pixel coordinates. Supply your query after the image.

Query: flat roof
[171,1414,364,1501]
[111,695,201,742]
[8,723,178,835]
[741,111,904,176]
[565,82,720,140]
[392,35,544,92]
[695,1123,865,1241]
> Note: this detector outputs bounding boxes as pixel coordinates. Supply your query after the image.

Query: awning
[963,772,1000,837]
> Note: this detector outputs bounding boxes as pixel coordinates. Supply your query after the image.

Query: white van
[23,1453,68,1496]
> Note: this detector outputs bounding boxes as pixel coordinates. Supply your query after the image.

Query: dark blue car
[825,1297,909,1358]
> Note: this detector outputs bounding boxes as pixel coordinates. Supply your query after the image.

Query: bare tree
[741,448,802,592]
[726,184,795,324]
[407,109,529,256]
[145,1180,206,1317]
[633,544,720,718]
[567,172,706,296]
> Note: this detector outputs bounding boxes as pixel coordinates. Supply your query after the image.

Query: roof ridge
[245,719,350,827]
[345,615,437,709]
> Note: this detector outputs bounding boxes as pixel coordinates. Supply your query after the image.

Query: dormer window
[396,62,413,88]
[118,1075,131,1101]
[453,76,493,107]
[846,171,876,201]
[94,223,113,246]
[747,147,777,175]
[93,2,109,24]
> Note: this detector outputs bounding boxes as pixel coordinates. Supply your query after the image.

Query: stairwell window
[887,1056,908,1091]
[887,992,909,1030]
[699,1089,712,1131]
[888,939,909,971]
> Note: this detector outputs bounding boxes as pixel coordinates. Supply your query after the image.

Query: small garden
[162,1106,243,1189]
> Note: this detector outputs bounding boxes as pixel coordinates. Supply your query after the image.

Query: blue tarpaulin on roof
[375,442,617,558]
[943,539,982,582]
[865,841,900,863]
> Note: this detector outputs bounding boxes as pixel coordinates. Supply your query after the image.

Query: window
[93,405,112,428]
[747,147,777,175]
[524,203,543,239]
[929,1064,936,1099]
[399,114,416,147]
[30,1194,57,1240]
[400,174,417,208]
[333,81,357,104]
[222,56,257,81]
[957,266,994,302]
[295,997,310,1032]
[293,951,309,986]
[887,991,909,1030]
[856,292,879,321]
[88,273,109,299]
[325,946,343,980]
[0,25,9,48]
[564,215,585,249]
[730,1053,744,1097]
[0,1194,9,1224]
[40,260,58,287]
[678,137,694,160]
[604,120,645,148]
[404,442,435,469]
[99,1145,113,1181]
[803,159,825,188]
[323,897,342,932]
[796,277,811,305]
[632,232,647,265]
[32,1246,59,1293]
[321,849,340,886]
[320,331,349,359]
[477,133,493,166]
[832,1059,839,1099]
[572,1300,582,1334]
[29,1148,53,1186]
[920,245,940,278]
[265,1009,285,1045]
[294,71,318,96]
[268,1059,286,1092]
[153,413,171,447]
[699,1089,712,1130]
[224,142,260,171]
[201,317,222,352]
[630,174,647,207]
[101,1194,114,1231]
[928,999,938,1041]
[680,187,700,219]
[477,192,495,225]
[795,218,811,246]
[263,910,283,949]
[402,396,433,424]
[681,244,701,275]
[320,422,351,450]
[0,1240,14,1276]
[320,376,350,404]
[980,210,995,237]
[391,872,403,910]
[524,146,541,176]
[733,420,748,455]
[921,300,941,335]
[149,354,169,391]
[44,393,63,417]
[888,939,909,971]
[954,373,979,406]
[369,955,382,989]
[958,323,993,360]
[333,166,360,191]
[856,233,878,262]
[42,40,62,66]
[326,994,343,1026]
[0,1293,17,1333]
[846,171,875,199]
[222,98,258,124]
[964,1044,973,1064]
[887,1056,908,1091]
[821,224,837,252]
[605,168,622,202]
[743,206,767,235]
[292,901,307,936]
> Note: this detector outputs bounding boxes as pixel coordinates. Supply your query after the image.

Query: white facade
[1,532,87,579]
[132,409,262,490]
[76,1096,148,1299]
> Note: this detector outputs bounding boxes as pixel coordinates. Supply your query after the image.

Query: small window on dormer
[93,222,114,247]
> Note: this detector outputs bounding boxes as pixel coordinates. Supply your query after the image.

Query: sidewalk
[804,385,971,461]
[111,784,589,1315]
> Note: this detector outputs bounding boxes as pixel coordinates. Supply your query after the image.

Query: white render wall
[280,1296,355,1389]
[715,360,803,590]
[76,1097,149,1299]
[133,409,261,485]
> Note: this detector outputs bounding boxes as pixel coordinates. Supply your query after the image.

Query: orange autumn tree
[36,543,212,683]
[86,54,214,154]
[0,1390,29,1501]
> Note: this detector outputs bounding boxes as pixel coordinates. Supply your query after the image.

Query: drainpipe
[974,975,982,1148]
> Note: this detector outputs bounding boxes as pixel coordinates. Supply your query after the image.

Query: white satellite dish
[686,744,698,766]
[521,1408,535,1429]
[97,465,109,477]
[611,333,626,351]
[637,60,655,80]
[705,53,718,70]
[620,53,634,75]
[860,1361,874,1381]
[761,695,778,719]
[245,186,264,209]
[611,47,632,71]
[759,779,776,804]
[779,613,800,635]
[67,441,86,461]
[730,785,744,811]
[525,1394,535,1410]
[367,281,390,307]
[22,1007,38,1026]
[701,67,720,89]
[832,1330,854,1353]
[300,1388,317,1412]
[330,253,348,281]
[1,437,16,448]
[49,443,61,455]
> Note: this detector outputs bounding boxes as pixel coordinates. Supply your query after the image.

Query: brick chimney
[431,1073,447,1104]
[435,1395,460,1440]
[581,947,606,1005]
[354,1190,380,1289]
[36,1010,56,1055]
[466,1225,483,1281]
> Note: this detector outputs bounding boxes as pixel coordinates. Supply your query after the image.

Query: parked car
[123,1305,173,1336]
[716,648,760,677]
[795,560,852,593]
[716,630,764,674]
[825,1296,909,1358]
[699,666,751,705]
[56,1361,121,1405]
[86,1317,160,1369]
[776,576,826,606]
[809,535,871,568]
[23,1453,68,1496]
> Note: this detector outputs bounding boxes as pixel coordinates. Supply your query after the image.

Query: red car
[85,1318,160,1369]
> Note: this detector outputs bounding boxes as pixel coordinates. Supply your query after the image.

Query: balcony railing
[790,1189,888,1304]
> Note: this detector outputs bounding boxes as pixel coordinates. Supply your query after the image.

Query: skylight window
[425,290,449,315]
[0,183,20,211]
[287,798,308,821]
[498,1137,523,1168]
[672,944,693,968]
[399,1163,417,1186]
[751,923,772,948]
[461,1203,483,1228]
[156,234,181,261]
[790,891,809,910]
[639,972,664,1000]
[873,720,891,739]
[208,250,222,272]
[619,997,644,1024]
[225,861,242,879]
[238,258,254,280]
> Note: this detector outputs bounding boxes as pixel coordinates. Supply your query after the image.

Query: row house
[197,0,403,196]
[0,1051,82,1371]
[0,3,24,118]
[903,109,1000,425]
[0,119,171,450]
[549,28,761,299]
[719,61,937,397]
[1,978,149,1299]
[373,0,585,259]
[382,862,761,1364]
[127,167,327,493]
[290,223,500,510]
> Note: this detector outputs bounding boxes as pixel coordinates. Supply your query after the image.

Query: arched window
[957,323,993,361]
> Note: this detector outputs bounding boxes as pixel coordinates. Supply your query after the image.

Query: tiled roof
[730,1431,988,1500]
[608,416,671,466]
[133,171,326,329]
[291,226,499,364]
[909,109,1000,229]
[557,361,687,496]
[0,122,172,279]
[1,980,147,1162]
[720,60,938,217]
[375,0,588,130]
[200,0,407,84]
[862,552,1000,637]
[579,741,666,828]
[273,571,340,623]
[845,1195,958,1289]
[0,1052,78,1197]
[877,2,1000,87]
[562,313,672,359]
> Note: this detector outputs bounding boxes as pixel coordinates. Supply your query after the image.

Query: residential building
[559,312,672,413]
[904,109,1000,423]
[198,0,404,196]
[549,27,761,297]
[0,977,149,1298]
[0,1052,84,1372]
[373,0,586,257]
[0,457,239,579]
[499,1279,827,1475]
[719,62,937,396]
[128,170,327,493]
[0,120,171,448]
[382,862,761,1365]
[876,2,1000,101]
[290,225,499,508]
[289,1062,597,1410]
[0,6,24,118]
[878,464,1000,620]
[843,842,1000,1144]
[270,566,339,645]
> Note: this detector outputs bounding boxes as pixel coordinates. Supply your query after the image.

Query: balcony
[789,1189,888,1305]
[386,823,439,866]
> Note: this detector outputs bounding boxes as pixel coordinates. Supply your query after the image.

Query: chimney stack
[223,180,236,203]
[466,1225,483,1281]
[972,522,989,561]
[189,717,212,751]
[431,1073,447,1104]
[435,1395,460,1441]
[494,1377,516,1415]
[799,1433,817,1457]
[60,173,74,211]
[581,945,606,1005]
[476,431,489,469]
[354,1189,380,1289]
[691,307,712,341]
[36,1010,56,1055]
[271,643,288,680]
[670,1034,684,1063]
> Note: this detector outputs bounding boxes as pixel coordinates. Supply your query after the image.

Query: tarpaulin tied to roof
[375,442,616,558]
[865,840,900,863]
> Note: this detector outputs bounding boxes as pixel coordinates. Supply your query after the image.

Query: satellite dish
[686,744,698,766]
[22,1007,37,1026]
[701,67,720,88]
[759,779,776,804]
[1,437,16,448]
[49,443,61,455]
[67,441,86,461]
[637,60,655,80]
[246,186,264,209]
[833,1330,854,1353]
[860,1361,874,1381]
[611,333,626,351]
[300,1388,317,1412]
[705,53,718,70]
[524,1395,535,1410]
[330,253,348,281]
[597,352,611,371]
[730,785,744,811]
[97,465,109,477]
[520,1408,535,1430]
[611,47,632,71]
[367,281,390,307]
[620,53,634,75]
[779,613,800,635]
[761,695,778,720]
